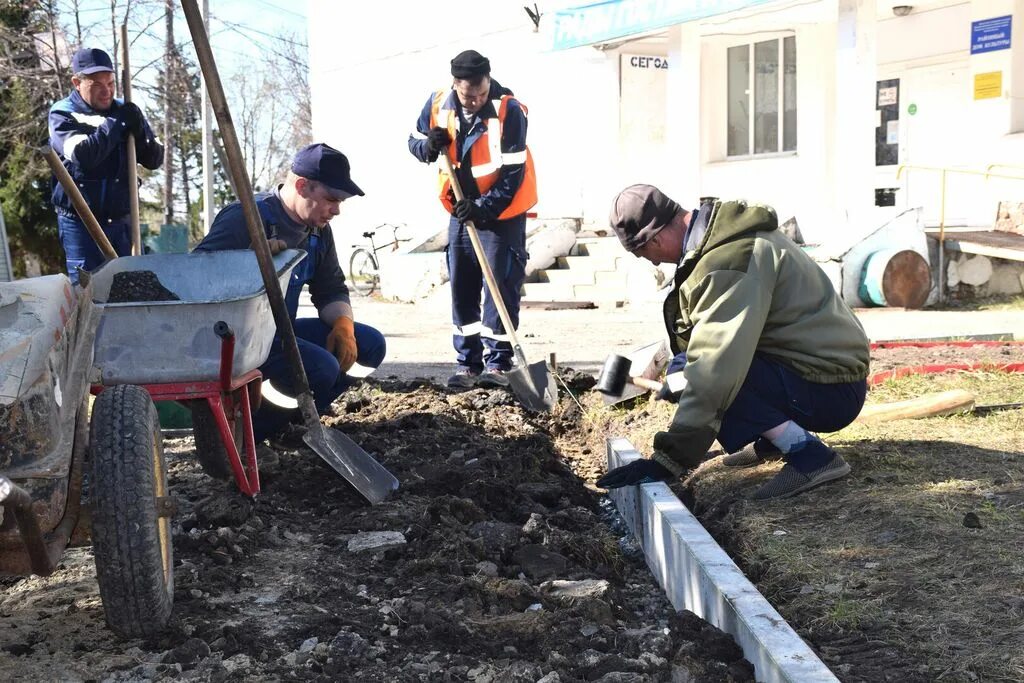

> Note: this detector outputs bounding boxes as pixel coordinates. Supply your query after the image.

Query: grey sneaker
[477,369,510,388]
[722,438,782,468]
[447,369,479,388]
[753,453,851,500]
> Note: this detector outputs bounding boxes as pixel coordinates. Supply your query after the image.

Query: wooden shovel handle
[41,147,118,260]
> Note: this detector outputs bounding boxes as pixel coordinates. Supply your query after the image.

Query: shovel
[119,22,142,256]
[180,0,397,504]
[41,147,118,261]
[439,151,555,412]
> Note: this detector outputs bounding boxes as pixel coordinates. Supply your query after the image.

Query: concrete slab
[606,437,839,683]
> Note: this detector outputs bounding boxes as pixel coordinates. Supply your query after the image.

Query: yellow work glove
[326,316,358,373]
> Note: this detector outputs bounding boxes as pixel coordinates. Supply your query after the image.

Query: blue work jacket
[48,90,163,221]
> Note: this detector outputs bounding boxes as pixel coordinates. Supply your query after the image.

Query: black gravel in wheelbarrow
[0,377,754,682]
[107,270,180,303]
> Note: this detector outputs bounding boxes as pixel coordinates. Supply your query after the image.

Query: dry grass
[558,370,1024,681]
[694,371,1024,682]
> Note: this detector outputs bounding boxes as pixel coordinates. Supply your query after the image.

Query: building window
[727,36,797,156]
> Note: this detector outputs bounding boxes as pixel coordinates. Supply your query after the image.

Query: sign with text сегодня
[971,15,1011,55]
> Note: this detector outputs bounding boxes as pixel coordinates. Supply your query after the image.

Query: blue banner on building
[970,15,1012,55]
[551,0,778,51]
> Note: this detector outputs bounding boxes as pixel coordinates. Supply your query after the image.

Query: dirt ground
[4,342,1023,682]
[567,344,1024,683]
[868,342,1023,375]
[0,374,752,682]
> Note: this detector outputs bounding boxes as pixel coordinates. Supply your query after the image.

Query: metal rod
[180,0,319,429]
[40,147,118,260]
[120,23,142,256]
[938,169,946,304]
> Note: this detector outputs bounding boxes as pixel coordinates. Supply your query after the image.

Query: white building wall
[308,0,1024,256]
[307,0,621,248]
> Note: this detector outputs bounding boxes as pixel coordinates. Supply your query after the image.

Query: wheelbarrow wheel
[90,384,173,638]
[189,400,236,480]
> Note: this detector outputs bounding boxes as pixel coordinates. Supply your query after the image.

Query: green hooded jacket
[651,199,870,476]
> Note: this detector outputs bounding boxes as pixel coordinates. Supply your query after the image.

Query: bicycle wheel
[349,248,379,296]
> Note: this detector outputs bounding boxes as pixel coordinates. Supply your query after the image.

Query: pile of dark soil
[0,378,753,682]
[107,270,180,303]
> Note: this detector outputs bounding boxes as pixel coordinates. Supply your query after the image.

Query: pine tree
[0,0,66,276]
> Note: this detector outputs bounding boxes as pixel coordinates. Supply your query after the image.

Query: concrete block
[378,253,448,302]
[957,254,994,286]
[525,220,578,278]
[606,437,839,683]
[987,262,1024,295]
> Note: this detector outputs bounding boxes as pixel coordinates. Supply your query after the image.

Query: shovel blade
[303,424,399,505]
[508,361,556,412]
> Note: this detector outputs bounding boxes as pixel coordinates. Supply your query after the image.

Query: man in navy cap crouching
[194,143,386,446]
[48,47,164,283]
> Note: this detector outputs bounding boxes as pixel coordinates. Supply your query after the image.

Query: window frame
[726,34,797,160]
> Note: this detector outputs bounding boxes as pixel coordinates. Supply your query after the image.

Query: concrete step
[594,271,628,289]
[538,268,596,286]
[572,284,626,304]
[574,237,623,258]
[521,281,577,301]
[555,254,625,272]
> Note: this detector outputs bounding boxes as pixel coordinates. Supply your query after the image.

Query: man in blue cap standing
[48,47,164,283]
[194,143,386,445]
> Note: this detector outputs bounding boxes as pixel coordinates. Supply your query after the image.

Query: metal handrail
[895,164,1024,302]
[985,163,1024,179]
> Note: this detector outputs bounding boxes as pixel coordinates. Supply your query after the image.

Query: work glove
[453,198,486,226]
[326,316,358,373]
[118,102,145,139]
[267,238,287,255]
[426,126,452,160]
[596,458,674,489]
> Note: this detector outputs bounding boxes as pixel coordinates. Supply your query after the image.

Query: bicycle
[348,223,411,296]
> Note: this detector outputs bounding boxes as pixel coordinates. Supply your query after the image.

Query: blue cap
[291,143,364,198]
[72,48,114,76]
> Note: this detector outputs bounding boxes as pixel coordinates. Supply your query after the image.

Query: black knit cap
[451,50,490,79]
[609,184,682,252]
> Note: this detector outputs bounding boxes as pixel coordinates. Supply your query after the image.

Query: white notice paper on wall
[886,120,899,144]
[878,86,898,107]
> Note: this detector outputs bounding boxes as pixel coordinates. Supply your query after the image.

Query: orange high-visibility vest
[429,90,537,220]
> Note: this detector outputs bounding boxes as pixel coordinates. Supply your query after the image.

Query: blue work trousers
[447,215,528,372]
[254,319,386,442]
[676,352,867,453]
[57,213,132,285]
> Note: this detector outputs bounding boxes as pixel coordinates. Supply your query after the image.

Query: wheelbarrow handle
[215,321,235,392]
[214,321,234,340]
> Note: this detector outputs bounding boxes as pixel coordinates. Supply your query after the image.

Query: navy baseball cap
[291,143,364,198]
[72,48,114,75]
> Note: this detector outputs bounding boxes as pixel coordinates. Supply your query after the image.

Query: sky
[59,0,309,108]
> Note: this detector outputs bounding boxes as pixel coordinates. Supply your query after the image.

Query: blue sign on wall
[551,0,778,51]
[971,15,1012,55]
